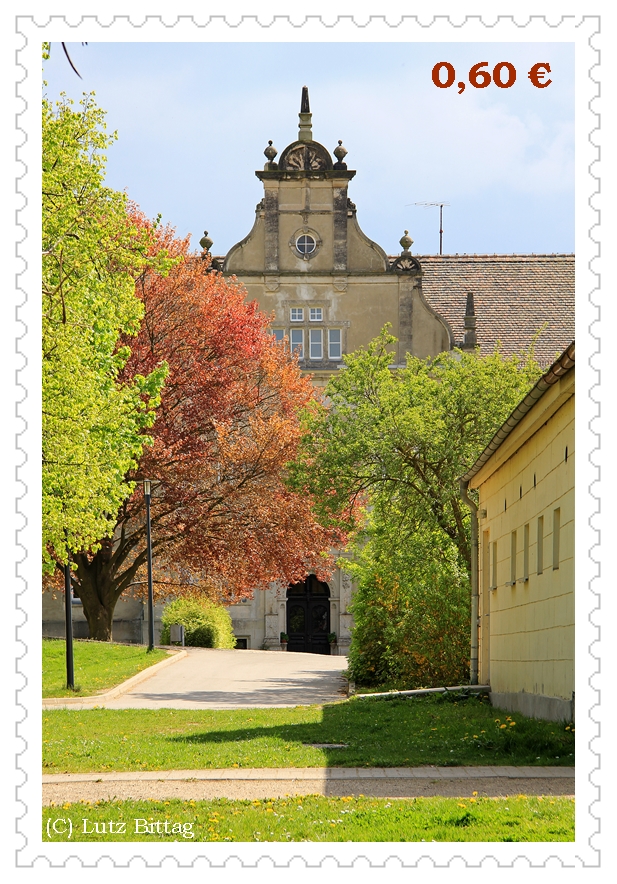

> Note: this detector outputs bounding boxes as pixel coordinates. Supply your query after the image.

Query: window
[482,531,490,595]
[272,329,285,343]
[328,328,342,360]
[508,530,517,585]
[522,523,530,581]
[309,308,323,322]
[537,516,544,574]
[290,308,304,322]
[296,234,317,255]
[491,541,498,590]
[553,508,561,570]
[290,329,304,358]
[309,328,323,360]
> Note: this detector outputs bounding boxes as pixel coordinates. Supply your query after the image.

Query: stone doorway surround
[286,574,331,655]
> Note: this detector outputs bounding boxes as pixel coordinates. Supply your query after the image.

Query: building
[42,88,575,655]
[215,88,575,655]
[461,343,575,721]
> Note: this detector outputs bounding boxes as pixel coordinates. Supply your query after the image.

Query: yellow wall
[471,370,574,712]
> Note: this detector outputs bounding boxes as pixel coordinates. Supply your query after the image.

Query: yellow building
[461,343,574,721]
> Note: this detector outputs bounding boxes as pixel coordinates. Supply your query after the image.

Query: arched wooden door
[286,575,330,654]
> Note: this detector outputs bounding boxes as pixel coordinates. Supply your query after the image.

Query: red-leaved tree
[69,218,345,640]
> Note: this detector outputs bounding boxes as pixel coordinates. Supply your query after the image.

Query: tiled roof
[411,254,575,366]
[461,341,575,484]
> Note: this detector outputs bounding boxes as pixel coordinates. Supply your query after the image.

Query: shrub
[345,524,470,689]
[160,598,236,648]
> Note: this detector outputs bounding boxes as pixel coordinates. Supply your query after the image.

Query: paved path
[43,766,575,804]
[45,648,349,710]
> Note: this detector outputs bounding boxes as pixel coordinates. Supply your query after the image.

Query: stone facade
[221,87,452,389]
[215,88,456,653]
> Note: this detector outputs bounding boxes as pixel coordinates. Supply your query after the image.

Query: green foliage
[291,328,543,687]
[42,89,173,570]
[159,598,236,649]
[346,525,470,687]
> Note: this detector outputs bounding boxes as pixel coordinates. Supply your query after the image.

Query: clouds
[43,40,574,254]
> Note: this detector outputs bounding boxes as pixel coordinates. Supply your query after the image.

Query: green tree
[291,328,543,686]
[292,328,542,574]
[42,90,172,571]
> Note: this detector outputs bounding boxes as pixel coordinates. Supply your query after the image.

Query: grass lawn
[43,639,169,698]
[42,795,574,842]
[43,693,575,772]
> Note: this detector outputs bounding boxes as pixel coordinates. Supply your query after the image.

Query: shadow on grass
[165,695,575,768]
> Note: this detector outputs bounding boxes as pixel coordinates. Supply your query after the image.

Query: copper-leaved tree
[69,218,344,640]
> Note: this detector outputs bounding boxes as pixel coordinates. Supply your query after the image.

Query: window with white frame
[309,329,323,360]
[328,328,342,360]
[309,307,323,322]
[290,328,304,358]
[290,308,304,322]
[272,329,285,343]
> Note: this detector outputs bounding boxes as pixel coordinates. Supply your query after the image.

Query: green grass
[43,694,575,772]
[43,639,169,698]
[42,795,574,842]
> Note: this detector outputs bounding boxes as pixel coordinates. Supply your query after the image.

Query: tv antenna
[408,201,450,255]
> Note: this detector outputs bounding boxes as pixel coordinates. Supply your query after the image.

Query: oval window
[296,234,317,255]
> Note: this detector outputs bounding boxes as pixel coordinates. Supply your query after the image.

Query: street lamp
[143,479,155,651]
[64,550,75,690]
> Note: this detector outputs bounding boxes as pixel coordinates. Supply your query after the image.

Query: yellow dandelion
[509,721,516,726]
[500,724,507,729]
[472,791,478,796]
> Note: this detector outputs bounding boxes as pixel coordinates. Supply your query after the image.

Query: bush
[345,524,470,689]
[159,598,236,649]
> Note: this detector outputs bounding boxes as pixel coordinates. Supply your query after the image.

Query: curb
[43,765,575,785]
[43,647,188,708]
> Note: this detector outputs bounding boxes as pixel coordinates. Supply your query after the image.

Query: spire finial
[298,86,313,142]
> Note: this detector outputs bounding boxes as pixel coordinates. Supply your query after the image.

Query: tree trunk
[81,597,114,642]
[72,542,125,641]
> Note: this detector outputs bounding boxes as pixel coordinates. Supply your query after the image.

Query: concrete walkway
[44,648,349,710]
[43,766,575,804]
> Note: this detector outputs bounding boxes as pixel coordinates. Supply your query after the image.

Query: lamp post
[64,551,75,690]
[144,479,155,651]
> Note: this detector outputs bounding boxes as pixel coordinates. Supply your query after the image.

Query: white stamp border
[14,7,601,874]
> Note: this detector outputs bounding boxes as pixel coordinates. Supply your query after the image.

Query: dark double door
[286,575,330,655]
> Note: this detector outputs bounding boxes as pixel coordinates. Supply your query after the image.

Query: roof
[411,254,575,366]
[460,341,575,484]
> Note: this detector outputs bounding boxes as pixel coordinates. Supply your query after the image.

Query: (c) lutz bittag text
[45,816,195,839]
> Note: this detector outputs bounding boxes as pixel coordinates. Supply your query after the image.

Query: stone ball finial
[199,230,213,252]
[400,230,413,252]
[264,140,278,162]
[333,140,348,162]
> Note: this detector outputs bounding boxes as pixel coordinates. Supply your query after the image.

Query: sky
[42,40,574,257]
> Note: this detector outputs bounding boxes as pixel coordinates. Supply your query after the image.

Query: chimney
[463,291,477,348]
